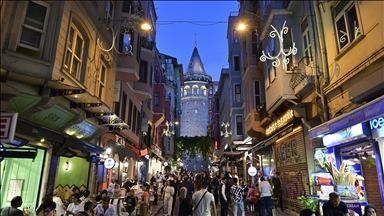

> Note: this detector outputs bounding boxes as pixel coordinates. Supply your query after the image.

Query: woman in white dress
[162,180,174,216]
[66,193,84,215]
[52,189,67,216]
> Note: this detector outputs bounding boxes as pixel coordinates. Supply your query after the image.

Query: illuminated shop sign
[322,123,369,147]
[248,166,257,176]
[370,116,384,129]
[266,109,294,136]
[104,157,116,169]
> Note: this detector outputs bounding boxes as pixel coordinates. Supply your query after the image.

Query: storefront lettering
[266,109,294,136]
[277,139,302,166]
[370,117,384,129]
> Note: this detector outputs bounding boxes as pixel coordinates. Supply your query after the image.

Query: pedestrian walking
[162,180,174,216]
[272,172,283,212]
[219,178,228,216]
[191,181,216,216]
[259,177,273,216]
[230,178,245,216]
[172,187,192,216]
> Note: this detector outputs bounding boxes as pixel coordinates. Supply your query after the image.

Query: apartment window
[254,80,261,109]
[114,102,120,118]
[233,29,239,43]
[251,30,258,55]
[136,111,141,135]
[333,1,361,50]
[18,1,50,53]
[118,33,132,53]
[234,56,240,71]
[167,137,171,151]
[132,106,137,133]
[301,17,312,62]
[97,62,107,100]
[128,100,133,127]
[139,61,148,83]
[236,115,243,135]
[235,84,241,102]
[105,0,114,23]
[64,25,84,80]
[122,92,127,122]
[154,92,160,106]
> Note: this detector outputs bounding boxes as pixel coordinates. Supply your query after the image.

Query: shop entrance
[0,145,45,210]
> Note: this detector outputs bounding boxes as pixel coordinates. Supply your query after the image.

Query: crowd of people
[0,170,379,216]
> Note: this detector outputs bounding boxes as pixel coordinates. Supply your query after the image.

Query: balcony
[132,81,151,101]
[245,111,266,140]
[289,56,315,96]
[116,57,139,82]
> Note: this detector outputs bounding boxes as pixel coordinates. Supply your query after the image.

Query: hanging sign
[248,166,257,176]
[104,157,116,169]
[163,161,169,166]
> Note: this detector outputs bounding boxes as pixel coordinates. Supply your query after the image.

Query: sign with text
[104,158,116,169]
[275,127,305,167]
[266,109,294,136]
[0,113,18,143]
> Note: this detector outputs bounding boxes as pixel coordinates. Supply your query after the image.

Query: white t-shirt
[164,186,174,197]
[53,196,66,216]
[67,203,84,215]
[259,181,272,197]
[192,189,215,216]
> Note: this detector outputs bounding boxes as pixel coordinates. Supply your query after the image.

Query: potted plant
[298,195,319,216]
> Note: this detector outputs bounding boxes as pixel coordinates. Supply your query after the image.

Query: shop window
[64,25,84,80]
[17,1,50,58]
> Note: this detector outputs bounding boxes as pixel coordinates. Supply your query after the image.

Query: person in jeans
[259,177,273,216]
[219,178,228,216]
[230,178,245,216]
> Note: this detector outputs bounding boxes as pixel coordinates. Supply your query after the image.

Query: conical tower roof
[185,46,206,74]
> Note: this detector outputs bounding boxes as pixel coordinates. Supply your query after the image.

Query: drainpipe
[313,0,330,121]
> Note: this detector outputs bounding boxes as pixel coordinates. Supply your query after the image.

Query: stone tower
[180,45,212,137]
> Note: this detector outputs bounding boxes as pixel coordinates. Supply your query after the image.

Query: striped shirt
[230,185,244,202]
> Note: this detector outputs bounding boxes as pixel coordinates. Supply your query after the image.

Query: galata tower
[180,45,212,137]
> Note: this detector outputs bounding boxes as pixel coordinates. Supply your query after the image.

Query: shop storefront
[274,126,309,213]
[309,96,384,216]
[0,144,45,211]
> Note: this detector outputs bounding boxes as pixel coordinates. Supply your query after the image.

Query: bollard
[137,201,148,216]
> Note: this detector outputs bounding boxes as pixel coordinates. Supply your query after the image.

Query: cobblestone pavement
[149,200,299,216]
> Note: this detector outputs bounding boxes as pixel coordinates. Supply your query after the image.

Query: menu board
[7,179,24,201]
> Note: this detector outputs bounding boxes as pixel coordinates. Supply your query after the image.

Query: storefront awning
[309,95,384,139]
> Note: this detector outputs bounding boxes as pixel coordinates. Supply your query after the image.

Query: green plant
[298,195,318,214]
[174,133,214,161]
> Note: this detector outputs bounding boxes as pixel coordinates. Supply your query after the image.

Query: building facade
[0,0,157,208]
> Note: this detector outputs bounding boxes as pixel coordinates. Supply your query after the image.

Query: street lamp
[96,2,153,59]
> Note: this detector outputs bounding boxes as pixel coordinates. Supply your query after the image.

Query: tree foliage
[174,134,214,162]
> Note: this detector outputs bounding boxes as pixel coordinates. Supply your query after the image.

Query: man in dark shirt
[272,172,283,211]
[322,192,350,216]
[177,174,194,200]
[1,196,23,216]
